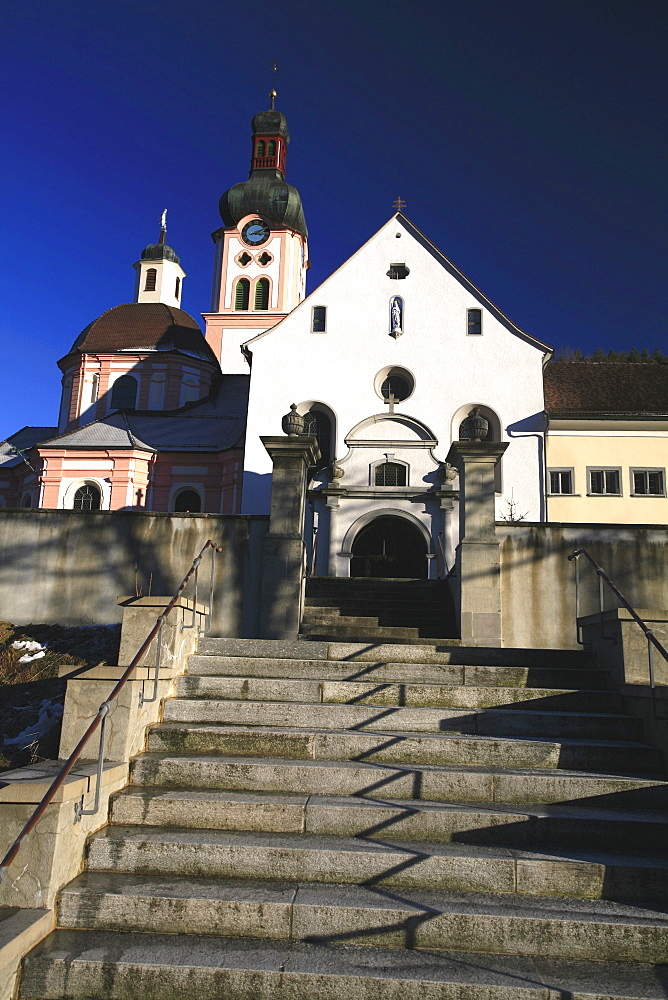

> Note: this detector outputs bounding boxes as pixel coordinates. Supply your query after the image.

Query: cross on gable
[384,391,397,414]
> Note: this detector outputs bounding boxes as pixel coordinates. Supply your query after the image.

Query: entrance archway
[350,516,427,578]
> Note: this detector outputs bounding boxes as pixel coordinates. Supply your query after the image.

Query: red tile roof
[544,362,668,416]
[65,303,218,364]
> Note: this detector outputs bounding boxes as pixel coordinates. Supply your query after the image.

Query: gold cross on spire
[393,196,406,212]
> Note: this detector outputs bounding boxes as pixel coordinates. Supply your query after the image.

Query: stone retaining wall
[0,510,268,637]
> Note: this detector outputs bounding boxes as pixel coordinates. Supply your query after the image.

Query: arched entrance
[350,516,427,578]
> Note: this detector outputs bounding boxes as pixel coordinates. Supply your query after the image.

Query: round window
[374,366,415,403]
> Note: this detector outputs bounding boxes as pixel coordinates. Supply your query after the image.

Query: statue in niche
[390,296,403,338]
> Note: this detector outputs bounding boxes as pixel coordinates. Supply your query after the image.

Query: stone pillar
[260,435,320,639]
[446,440,508,647]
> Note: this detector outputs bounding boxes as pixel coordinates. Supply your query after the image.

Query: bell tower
[203,92,309,374]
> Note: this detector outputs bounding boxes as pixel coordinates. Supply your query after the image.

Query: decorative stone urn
[281,403,304,437]
[459,406,489,442]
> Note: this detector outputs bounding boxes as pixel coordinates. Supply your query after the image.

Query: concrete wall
[0,509,268,638]
[500,522,668,649]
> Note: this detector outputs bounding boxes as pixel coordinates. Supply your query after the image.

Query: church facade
[0,100,665,575]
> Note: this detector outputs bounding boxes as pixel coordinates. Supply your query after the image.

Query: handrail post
[206,546,216,634]
[181,557,200,631]
[74,701,110,823]
[139,615,166,706]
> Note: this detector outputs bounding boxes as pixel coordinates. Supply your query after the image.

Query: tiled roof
[544,362,668,416]
[0,426,58,468]
[66,303,218,364]
[37,376,249,453]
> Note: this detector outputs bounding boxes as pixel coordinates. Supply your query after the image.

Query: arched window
[303,409,332,470]
[110,374,138,410]
[234,278,250,310]
[375,462,407,486]
[175,276,180,300]
[89,373,99,407]
[267,140,276,157]
[144,268,157,291]
[254,277,269,310]
[21,493,32,508]
[257,140,266,156]
[73,484,101,511]
[173,489,201,513]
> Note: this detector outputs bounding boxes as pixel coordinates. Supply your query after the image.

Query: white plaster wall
[242,215,548,528]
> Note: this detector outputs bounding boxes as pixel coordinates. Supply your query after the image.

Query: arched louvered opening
[175,276,181,300]
[110,374,138,410]
[374,462,407,486]
[267,140,276,156]
[254,277,269,310]
[303,409,333,471]
[73,484,101,511]
[144,268,157,291]
[234,278,250,310]
[173,489,202,513]
[256,140,266,156]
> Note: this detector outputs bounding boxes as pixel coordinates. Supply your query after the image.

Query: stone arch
[343,510,430,578]
[296,400,337,471]
[341,507,431,557]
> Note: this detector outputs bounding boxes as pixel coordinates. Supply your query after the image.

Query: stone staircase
[302,577,459,642]
[17,623,668,997]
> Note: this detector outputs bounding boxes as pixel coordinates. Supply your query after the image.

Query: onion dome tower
[133,211,186,309]
[204,90,309,374]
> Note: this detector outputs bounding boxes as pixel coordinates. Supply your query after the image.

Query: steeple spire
[269,62,277,110]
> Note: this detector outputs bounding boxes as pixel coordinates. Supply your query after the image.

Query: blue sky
[1,0,666,438]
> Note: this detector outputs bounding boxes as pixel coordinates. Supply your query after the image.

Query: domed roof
[251,109,290,140]
[219,177,307,238]
[140,243,180,264]
[65,303,218,364]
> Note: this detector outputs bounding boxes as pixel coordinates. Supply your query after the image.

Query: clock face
[241,219,271,247]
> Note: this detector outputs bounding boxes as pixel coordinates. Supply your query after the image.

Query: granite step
[111,786,668,852]
[85,825,668,903]
[20,929,668,1000]
[146,722,661,775]
[57,871,668,963]
[187,654,607,690]
[130,753,668,807]
[176,674,622,712]
[162,697,642,741]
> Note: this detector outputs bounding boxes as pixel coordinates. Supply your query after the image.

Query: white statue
[391,296,403,336]
[160,209,167,232]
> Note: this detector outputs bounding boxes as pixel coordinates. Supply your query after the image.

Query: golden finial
[393,196,406,212]
[270,62,277,109]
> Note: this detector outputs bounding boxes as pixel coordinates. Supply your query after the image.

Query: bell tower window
[257,140,266,156]
[144,268,157,291]
[234,278,250,310]
[254,277,269,310]
[267,140,276,156]
[175,276,181,300]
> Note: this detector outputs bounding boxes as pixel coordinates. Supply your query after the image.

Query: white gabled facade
[241,213,551,576]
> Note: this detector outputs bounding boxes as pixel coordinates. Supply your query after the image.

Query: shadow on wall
[506,411,547,522]
[0,509,269,638]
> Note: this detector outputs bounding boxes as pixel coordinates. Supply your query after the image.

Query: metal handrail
[0,539,222,882]
[568,547,668,712]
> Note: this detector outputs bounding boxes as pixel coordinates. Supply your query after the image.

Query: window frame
[587,467,622,497]
[253,276,270,311]
[467,308,482,335]
[234,277,250,310]
[370,457,410,488]
[311,305,327,333]
[630,468,666,497]
[170,486,204,513]
[547,468,575,496]
[144,267,157,292]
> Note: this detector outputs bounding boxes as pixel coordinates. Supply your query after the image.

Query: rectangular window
[632,469,665,496]
[588,468,621,496]
[311,306,326,332]
[467,308,482,335]
[549,469,574,494]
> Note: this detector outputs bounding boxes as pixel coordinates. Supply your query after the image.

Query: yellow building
[545,362,668,524]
